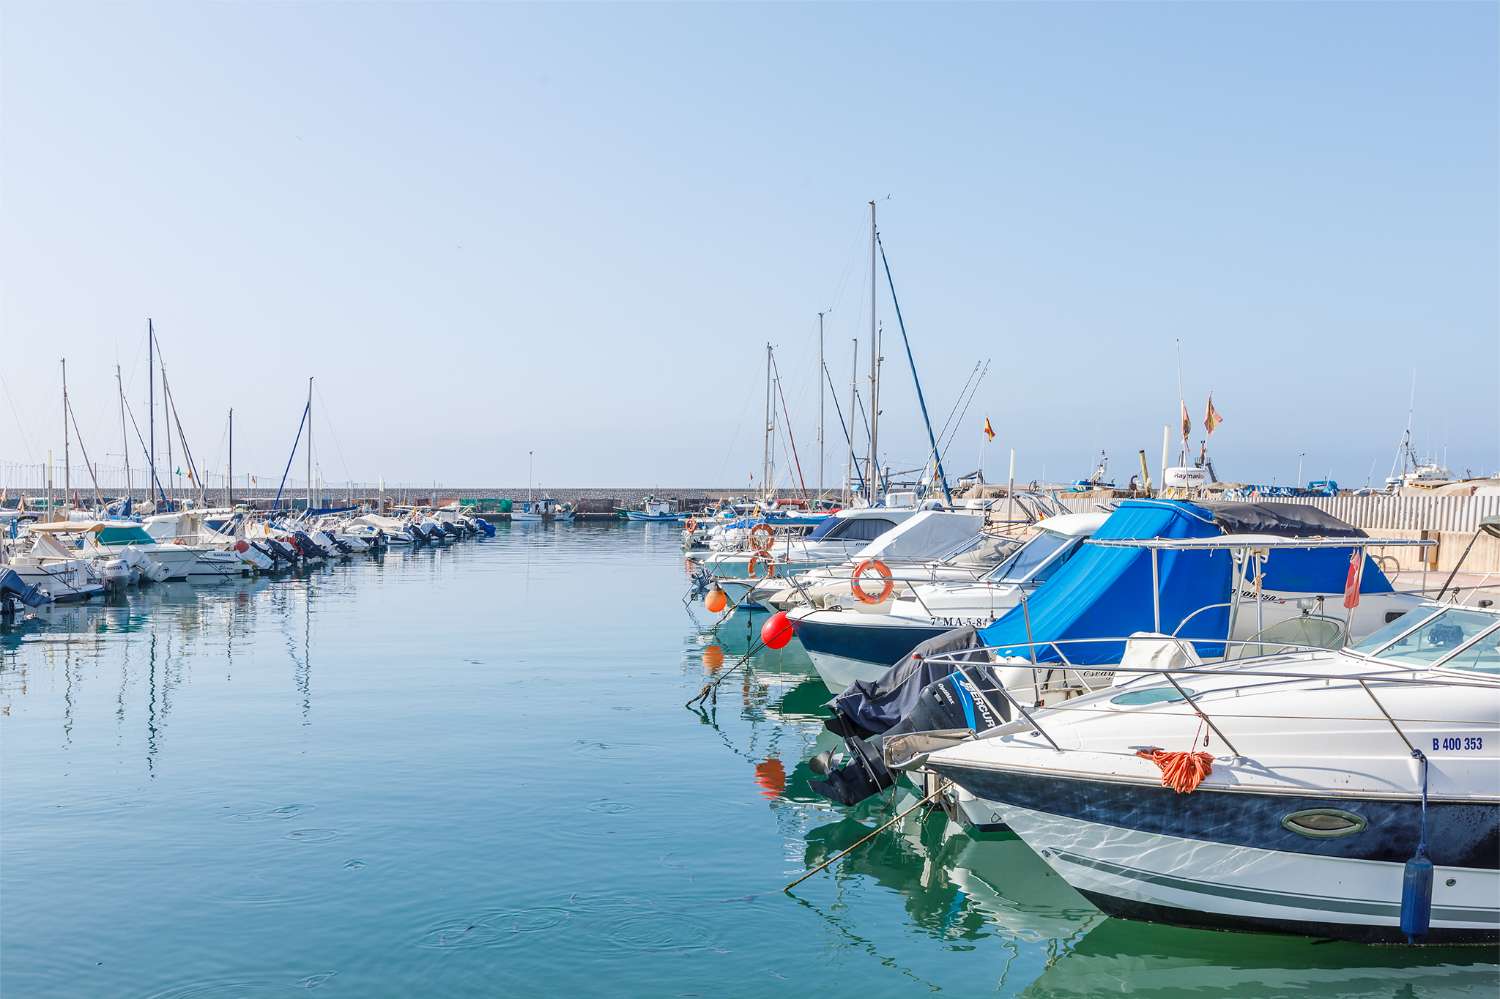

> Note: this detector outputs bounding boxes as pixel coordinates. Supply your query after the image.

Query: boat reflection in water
[687,620,1496,998]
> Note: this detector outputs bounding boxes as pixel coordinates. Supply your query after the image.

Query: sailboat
[511,452,574,523]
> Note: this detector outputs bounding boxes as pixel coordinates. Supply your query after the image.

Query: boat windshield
[804,516,844,541]
[982,530,1076,584]
[944,533,1017,568]
[1352,606,1500,671]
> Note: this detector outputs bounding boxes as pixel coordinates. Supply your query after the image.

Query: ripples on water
[2,524,1495,997]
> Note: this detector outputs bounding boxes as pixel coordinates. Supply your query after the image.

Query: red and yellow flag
[983,416,996,442]
[1180,400,1191,441]
[1204,394,1224,435]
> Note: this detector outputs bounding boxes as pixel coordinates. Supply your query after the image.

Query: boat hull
[927,763,1500,943]
[793,614,949,690]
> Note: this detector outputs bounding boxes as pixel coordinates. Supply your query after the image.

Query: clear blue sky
[3,1,1496,490]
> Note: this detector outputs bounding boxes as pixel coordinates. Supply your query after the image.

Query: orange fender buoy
[851,559,894,604]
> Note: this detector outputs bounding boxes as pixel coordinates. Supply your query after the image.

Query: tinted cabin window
[833,518,897,543]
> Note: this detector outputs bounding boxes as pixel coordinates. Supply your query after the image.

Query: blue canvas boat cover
[977,499,1391,665]
[978,500,1227,664]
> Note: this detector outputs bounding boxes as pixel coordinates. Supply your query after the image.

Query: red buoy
[760,610,794,650]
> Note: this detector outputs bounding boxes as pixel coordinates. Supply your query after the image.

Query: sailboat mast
[817,311,825,501]
[866,200,879,502]
[116,364,131,505]
[306,377,314,511]
[148,318,155,506]
[847,337,858,505]
[227,409,234,507]
[61,357,70,505]
[762,342,774,497]
[161,356,173,503]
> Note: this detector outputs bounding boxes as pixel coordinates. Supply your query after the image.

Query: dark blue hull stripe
[794,617,949,670]
[927,763,1500,869]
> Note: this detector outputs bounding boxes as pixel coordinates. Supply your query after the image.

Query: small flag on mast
[1180,401,1191,441]
[1204,394,1224,435]
[983,416,996,442]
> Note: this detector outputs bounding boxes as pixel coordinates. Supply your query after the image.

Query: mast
[847,337,858,505]
[61,357,70,506]
[817,312,825,501]
[116,364,131,505]
[762,342,774,498]
[161,348,173,504]
[866,200,879,502]
[306,377,313,511]
[227,409,234,507]
[148,319,155,508]
[528,450,534,503]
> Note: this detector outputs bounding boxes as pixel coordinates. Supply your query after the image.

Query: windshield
[944,533,1018,568]
[1352,607,1500,670]
[804,516,841,541]
[983,530,1075,584]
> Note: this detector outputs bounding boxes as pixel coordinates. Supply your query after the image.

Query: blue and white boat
[623,497,683,522]
[921,602,1500,943]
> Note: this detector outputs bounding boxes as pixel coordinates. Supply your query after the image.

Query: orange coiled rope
[1135,749,1214,794]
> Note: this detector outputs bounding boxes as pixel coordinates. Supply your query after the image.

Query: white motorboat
[919,602,1500,944]
[697,508,921,602]
[790,513,1105,689]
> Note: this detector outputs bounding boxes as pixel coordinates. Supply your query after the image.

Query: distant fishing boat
[623,497,682,522]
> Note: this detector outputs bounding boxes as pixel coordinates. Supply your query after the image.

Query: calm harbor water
[3,524,1496,997]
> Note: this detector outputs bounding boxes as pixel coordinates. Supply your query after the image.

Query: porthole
[1281,808,1367,839]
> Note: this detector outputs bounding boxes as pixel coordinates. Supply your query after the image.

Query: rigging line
[876,232,950,504]
[161,373,204,500]
[312,381,355,484]
[65,395,103,502]
[0,366,37,461]
[939,359,989,455]
[934,360,982,449]
[769,352,809,498]
[822,361,853,451]
[120,395,169,503]
[939,362,990,466]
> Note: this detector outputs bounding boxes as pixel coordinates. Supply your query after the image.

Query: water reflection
[685,606,1500,997]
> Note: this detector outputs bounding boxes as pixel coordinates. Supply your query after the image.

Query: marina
[4,1,1498,995]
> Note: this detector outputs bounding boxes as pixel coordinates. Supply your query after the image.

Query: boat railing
[918,633,1498,762]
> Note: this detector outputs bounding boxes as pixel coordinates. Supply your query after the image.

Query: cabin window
[830,518,896,543]
[1281,808,1367,839]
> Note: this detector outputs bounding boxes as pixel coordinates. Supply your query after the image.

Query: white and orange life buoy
[851,559,894,604]
[748,555,777,578]
[684,517,699,532]
[748,523,775,554]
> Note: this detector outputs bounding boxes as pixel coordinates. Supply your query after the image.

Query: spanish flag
[1204,394,1224,435]
[1180,400,1192,441]
[983,416,996,442]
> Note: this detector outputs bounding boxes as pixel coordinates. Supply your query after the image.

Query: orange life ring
[684,517,698,532]
[851,559,894,604]
[748,523,775,554]
[748,555,776,578]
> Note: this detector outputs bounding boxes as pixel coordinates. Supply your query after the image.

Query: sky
[2,1,1497,492]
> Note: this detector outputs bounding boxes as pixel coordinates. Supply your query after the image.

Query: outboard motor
[291,531,328,559]
[440,520,462,539]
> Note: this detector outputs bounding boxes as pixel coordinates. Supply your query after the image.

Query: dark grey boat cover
[1204,502,1365,539]
[0,568,49,607]
[828,626,991,738]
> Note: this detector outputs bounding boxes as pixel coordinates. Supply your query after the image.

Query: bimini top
[976,499,1391,666]
[1200,501,1364,539]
